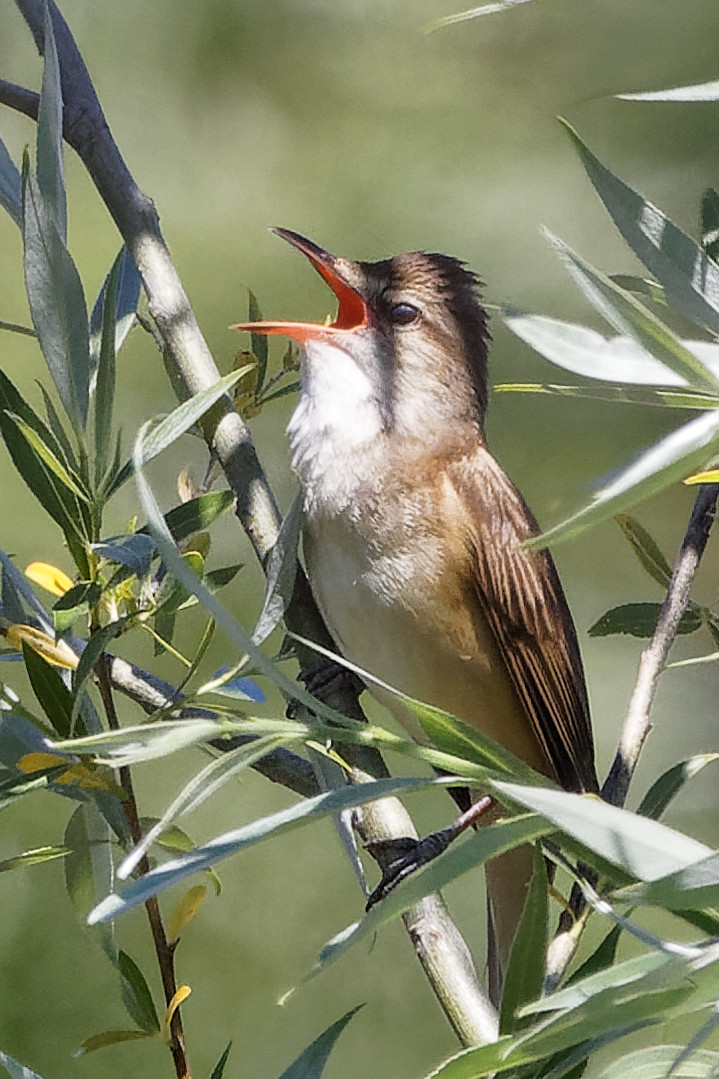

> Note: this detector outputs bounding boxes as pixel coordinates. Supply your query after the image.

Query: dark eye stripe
[391,302,420,326]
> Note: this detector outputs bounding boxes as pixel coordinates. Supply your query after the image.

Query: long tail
[485,844,537,1007]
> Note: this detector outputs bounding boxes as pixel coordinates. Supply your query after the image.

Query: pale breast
[302,480,550,774]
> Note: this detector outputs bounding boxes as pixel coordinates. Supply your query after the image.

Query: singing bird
[235,229,597,996]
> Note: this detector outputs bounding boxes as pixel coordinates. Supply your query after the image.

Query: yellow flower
[25,562,73,597]
[684,470,719,485]
[5,625,79,669]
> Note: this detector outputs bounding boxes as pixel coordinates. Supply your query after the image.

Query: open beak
[231,228,368,343]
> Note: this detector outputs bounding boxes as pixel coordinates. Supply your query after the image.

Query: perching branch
[2,0,496,1044]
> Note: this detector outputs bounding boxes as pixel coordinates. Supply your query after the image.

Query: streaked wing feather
[451,450,597,793]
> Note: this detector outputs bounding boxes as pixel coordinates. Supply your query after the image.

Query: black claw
[365,827,456,911]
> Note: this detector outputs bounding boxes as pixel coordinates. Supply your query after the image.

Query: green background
[1,1,719,1076]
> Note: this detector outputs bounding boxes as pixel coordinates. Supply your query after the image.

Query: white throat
[287,336,383,512]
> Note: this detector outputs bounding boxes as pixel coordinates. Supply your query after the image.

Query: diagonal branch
[2,0,496,1044]
[547,482,719,989]
[602,482,719,808]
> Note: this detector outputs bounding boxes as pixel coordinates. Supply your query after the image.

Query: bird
[234,228,597,1001]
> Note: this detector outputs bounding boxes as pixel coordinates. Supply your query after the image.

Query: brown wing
[450,449,597,793]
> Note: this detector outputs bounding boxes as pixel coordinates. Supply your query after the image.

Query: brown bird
[235,229,597,999]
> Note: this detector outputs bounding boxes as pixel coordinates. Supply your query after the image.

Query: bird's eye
[390,302,420,326]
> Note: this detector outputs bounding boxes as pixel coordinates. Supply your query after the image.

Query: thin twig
[546,484,719,990]
[603,483,719,808]
[96,657,190,1079]
[3,0,496,1042]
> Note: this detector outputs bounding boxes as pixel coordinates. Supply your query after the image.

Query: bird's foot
[364,829,456,909]
[298,657,365,705]
[364,795,494,910]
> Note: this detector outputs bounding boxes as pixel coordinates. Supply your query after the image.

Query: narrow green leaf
[153,550,204,617]
[88,776,444,923]
[36,0,66,240]
[609,275,667,305]
[0,1050,46,1078]
[64,803,116,961]
[75,1030,152,1055]
[94,535,156,577]
[98,428,124,498]
[669,1011,719,1079]
[52,580,102,634]
[149,490,236,544]
[615,514,672,587]
[500,850,548,1033]
[118,950,161,1032]
[89,245,141,365]
[595,1045,719,1079]
[210,1042,233,1079]
[405,698,546,785]
[0,550,53,633]
[94,250,121,485]
[10,415,89,501]
[22,640,74,737]
[278,1006,364,1079]
[0,770,66,810]
[204,563,243,590]
[511,947,706,1066]
[118,734,294,879]
[22,156,90,432]
[530,1027,643,1079]
[56,716,239,768]
[247,289,268,391]
[252,493,303,644]
[70,617,130,731]
[0,136,22,228]
[0,368,68,467]
[0,405,86,545]
[588,603,701,638]
[544,231,719,393]
[617,82,719,102]
[261,380,301,404]
[139,367,254,465]
[504,310,719,389]
[561,119,719,336]
[527,407,719,549]
[638,755,719,820]
[93,535,155,576]
[493,381,717,410]
[36,382,78,470]
[0,845,69,872]
[617,850,719,909]
[494,781,711,882]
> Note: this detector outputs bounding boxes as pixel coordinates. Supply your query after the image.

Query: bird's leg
[365,796,494,910]
[297,654,365,704]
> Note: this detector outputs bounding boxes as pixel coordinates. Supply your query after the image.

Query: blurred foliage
[2,2,719,1079]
